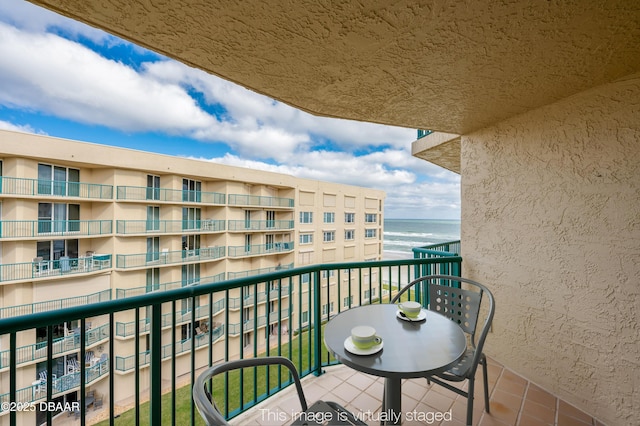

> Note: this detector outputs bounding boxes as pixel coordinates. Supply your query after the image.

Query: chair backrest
[193,356,307,426]
[391,275,495,376]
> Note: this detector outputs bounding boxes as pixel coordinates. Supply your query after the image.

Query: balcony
[0,220,112,239]
[227,219,294,232]
[227,194,294,208]
[116,325,225,372]
[227,262,294,279]
[0,323,109,370]
[116,186,225,204]
[227,242,294,258]
[115,247,225,269]
[115,273,226,298]
[0,255,112,284]
[0,255,464,423]
[115,219,225,235]
[0,176,113,200]
[0,290,111,320]
[115,299,226,338]
[228,287,291,308]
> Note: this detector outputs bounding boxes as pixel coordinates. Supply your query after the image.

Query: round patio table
[323,304,466,425]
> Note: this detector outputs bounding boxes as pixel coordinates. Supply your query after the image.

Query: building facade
[0,129,384,423]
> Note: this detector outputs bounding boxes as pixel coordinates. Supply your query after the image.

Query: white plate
[396,310,426,322]
[343,336,383,355]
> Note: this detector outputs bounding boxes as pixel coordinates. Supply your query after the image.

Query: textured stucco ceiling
[27,0,640,134]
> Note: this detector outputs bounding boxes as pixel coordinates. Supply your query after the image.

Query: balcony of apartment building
[227,219,295,232]
[115,185,225,206]
[0,247,601,425]
[0,253,113,284]
[115,218,226,236]
[227,194,295,209]
[0,176,114,201]
[227,241,295,258]
[115,246,225,270]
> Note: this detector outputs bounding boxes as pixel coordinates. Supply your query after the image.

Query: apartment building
[0,129,384,423]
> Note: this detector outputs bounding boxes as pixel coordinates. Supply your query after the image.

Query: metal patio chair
[390,275,495,426]
[193,356,366,426]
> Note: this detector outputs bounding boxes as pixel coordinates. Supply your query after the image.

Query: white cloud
[0,23,215,133]
[189,151,460,219]
[0,120,45,134]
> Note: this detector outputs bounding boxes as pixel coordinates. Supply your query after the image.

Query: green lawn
[95,327,329,426]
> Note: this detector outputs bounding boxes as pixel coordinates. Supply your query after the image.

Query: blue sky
[0,0,460,220]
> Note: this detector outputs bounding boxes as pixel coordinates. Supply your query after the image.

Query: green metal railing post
[150,303,162,425]
[9,332,16,426]
[312,269,322,377]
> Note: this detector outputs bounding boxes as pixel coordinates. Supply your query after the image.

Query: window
[37,239,78,263]
[365,289,376,300]
[299,233,313,244]
[182,207,201,230]
[323,212,335,223]
[299,212,313,224]
[321,270,335,279]
[181,323,194,340]
[365,229,377,238]
[37,164,80,196]
[182,262,200,286]
[147,206,160,231]
[182,178,202,202]
[38,203,79,233]
[301,273,310,284]
[146,236,160,262]
[343,296,353,308]
[266,210,276,228]
[146,268,160,292]
[301,311,309,324]
[344,229,355,241]
[147,175,160,200]
[266,234,274,251]
[345,213,355,223]
[323,231,335,242]
[322,304,328,315]
[182,234,201,257]
[365,213,377,223]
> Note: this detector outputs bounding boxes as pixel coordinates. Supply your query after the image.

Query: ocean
[383,219,460,258]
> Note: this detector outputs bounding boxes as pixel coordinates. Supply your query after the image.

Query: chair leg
[467,377,475,426]
[482,356,490,413]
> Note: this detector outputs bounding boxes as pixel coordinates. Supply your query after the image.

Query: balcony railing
[115,273,226,299]
[115,219,225,234]
[0,249,461,424]
[417,129,433,138]
[413,240,461,257]
[0,255,112,283]
[0,176,113,199]
[227,219,294,231]
[0,290,111,319]
[116,247,225,269]
[0,323,109,370]
[227,194,294,208]
[228,287,291,308]
[227,262,294,279]
[0,220,112,239]
[227,242,294,257]
[116,325,226,372]
[115,299,227,338]
[116,186,225,204]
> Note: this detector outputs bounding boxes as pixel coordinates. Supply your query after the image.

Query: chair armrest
[193,356,308,426]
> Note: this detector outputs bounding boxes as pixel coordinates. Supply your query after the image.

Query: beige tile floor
[232,357,604,426]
